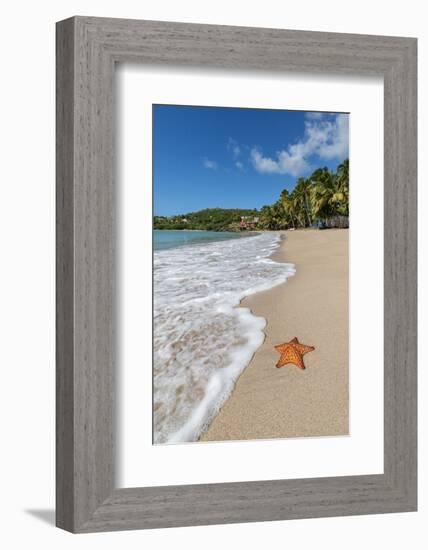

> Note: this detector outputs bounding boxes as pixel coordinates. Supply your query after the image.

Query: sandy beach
[201,229,349,441]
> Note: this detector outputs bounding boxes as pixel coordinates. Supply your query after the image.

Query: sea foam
[153,232,295,443]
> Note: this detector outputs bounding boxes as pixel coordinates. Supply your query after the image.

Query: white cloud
[316,114,349,159]
[227,137,241,158]
[235,161,244,171]
[305,112,325,120]
[203,158,218,170]
[251,148,310,177]
[250,114,349,176]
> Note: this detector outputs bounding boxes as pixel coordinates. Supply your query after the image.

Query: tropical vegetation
[154,159,349,232]
[154,208,259,232]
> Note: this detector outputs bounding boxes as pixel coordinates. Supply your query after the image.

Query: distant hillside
[154,208,260,232]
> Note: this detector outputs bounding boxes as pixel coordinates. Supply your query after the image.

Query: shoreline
[153,231,294,443]
[201,228,349,442]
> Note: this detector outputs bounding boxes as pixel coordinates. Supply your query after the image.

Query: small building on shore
[240,216,260,229]
[316,215,349,229]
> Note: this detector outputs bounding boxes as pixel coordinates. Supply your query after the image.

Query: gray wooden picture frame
[56,16,417,533]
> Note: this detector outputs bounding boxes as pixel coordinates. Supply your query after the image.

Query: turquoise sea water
[153,229,251,251]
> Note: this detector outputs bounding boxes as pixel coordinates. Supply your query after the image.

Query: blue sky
[153,105,349,216]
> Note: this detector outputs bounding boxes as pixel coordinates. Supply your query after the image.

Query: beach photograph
[153,104,349,444]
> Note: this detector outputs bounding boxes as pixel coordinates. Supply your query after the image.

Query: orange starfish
[274,337,315,370]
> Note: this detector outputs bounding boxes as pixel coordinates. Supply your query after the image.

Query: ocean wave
[153,232,295,443]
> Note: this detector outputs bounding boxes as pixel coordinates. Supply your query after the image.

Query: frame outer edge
[56,16,418,532]
[56,16,76,532]
[73,15,116,531]
[383,39,417,510]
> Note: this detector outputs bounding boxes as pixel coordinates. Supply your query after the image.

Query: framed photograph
[151,104,350,446]
[56,16,417,532]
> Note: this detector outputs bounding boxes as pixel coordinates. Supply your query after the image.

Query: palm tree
[260,205,276,230]
[335,159,349,216]
[309,163,349,222]
[280,189,297,229]
[310,168,336,221]
[257,159,349,231]
[272,201,286,229]
[293,177,313,227]
[336,159,349,186]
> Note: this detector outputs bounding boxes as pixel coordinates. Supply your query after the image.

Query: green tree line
[259,159,349,230]
[154,159,349,232]
[154,208,258,232]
